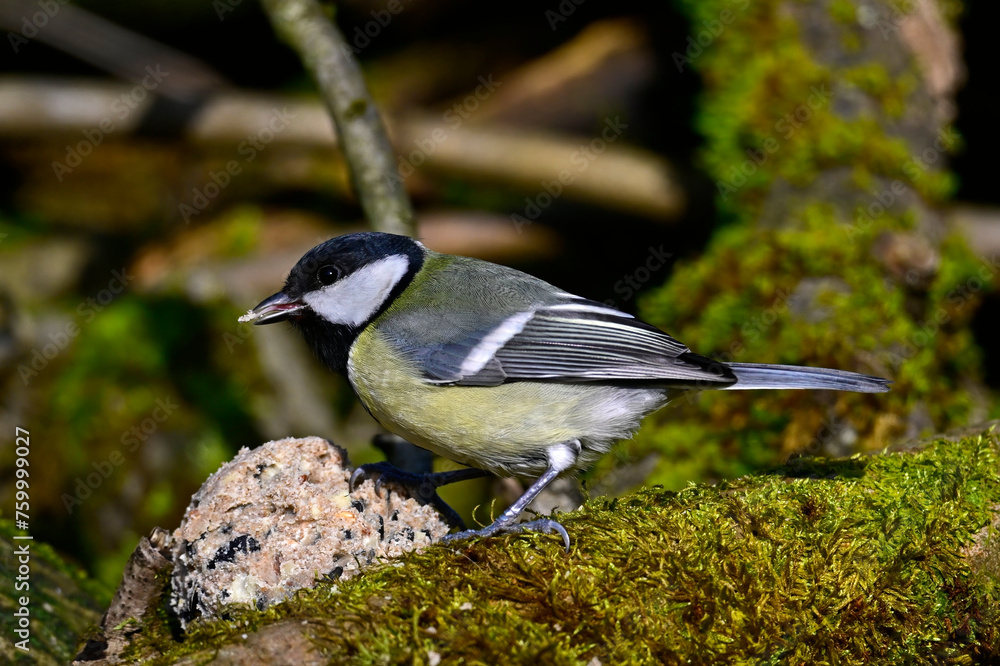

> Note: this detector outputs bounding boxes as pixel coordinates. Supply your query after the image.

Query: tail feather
[723,363,891,393]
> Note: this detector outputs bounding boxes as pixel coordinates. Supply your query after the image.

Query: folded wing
[417,300,736,388]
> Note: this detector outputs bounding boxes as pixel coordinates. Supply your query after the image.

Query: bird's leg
[441,440,579,551]
[350,461,489,529]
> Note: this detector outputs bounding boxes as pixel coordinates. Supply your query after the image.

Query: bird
[240,232,891,548]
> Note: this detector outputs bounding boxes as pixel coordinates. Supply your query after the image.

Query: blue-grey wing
[377,253,735,387]
[401,301,736,388]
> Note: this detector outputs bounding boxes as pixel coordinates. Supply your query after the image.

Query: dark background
[1,0,997,587]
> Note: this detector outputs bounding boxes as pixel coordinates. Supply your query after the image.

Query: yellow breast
[346,327,660,477]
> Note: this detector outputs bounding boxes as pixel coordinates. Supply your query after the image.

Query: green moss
[0,212,48,245]
[841,64,919,119]
[0,520,108,663]
[633,211,986,486]
[27,296,262,588]
[829,0,857,24]
[121,431,1000,663]
[214,205,265,258]
[627,0,984,485]
[682,0,963,210]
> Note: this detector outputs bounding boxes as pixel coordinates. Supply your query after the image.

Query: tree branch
[259,0,414,236]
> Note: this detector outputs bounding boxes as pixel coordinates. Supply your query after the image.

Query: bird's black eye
[317,265,341,286]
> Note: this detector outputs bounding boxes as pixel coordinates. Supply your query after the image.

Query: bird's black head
[245,232,425,374]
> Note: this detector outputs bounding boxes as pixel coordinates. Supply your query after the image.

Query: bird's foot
[349,462,487,530]
[441,517,571,552]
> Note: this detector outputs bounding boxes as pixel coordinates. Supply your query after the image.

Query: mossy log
[72,427,1000,664]
[620,0,991,490]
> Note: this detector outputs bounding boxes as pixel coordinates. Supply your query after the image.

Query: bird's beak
[240,291,307,325]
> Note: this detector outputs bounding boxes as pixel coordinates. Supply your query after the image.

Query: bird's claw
[347,461,478,530]
[441,517,571,552]
[349,461,396,495]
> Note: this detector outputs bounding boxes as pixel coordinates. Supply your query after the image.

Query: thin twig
[259,0,414,236]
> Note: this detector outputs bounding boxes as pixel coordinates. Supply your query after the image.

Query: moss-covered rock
[106,428,999,664]
[0,520,108,664]
[620,0,989,488]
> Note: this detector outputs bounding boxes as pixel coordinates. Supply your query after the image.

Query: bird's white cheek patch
[303,255,409,326]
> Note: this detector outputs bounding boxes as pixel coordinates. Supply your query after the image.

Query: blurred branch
[398,116,684,220]
[259,0,414,236]
[0,78,685,221]
[0,0,226,101]
[465,18,653,129]
[952,205,1000,258]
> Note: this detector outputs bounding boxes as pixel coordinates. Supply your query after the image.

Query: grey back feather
[378,254,735,388]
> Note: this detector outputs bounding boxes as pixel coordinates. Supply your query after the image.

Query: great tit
[241,232,891,547]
